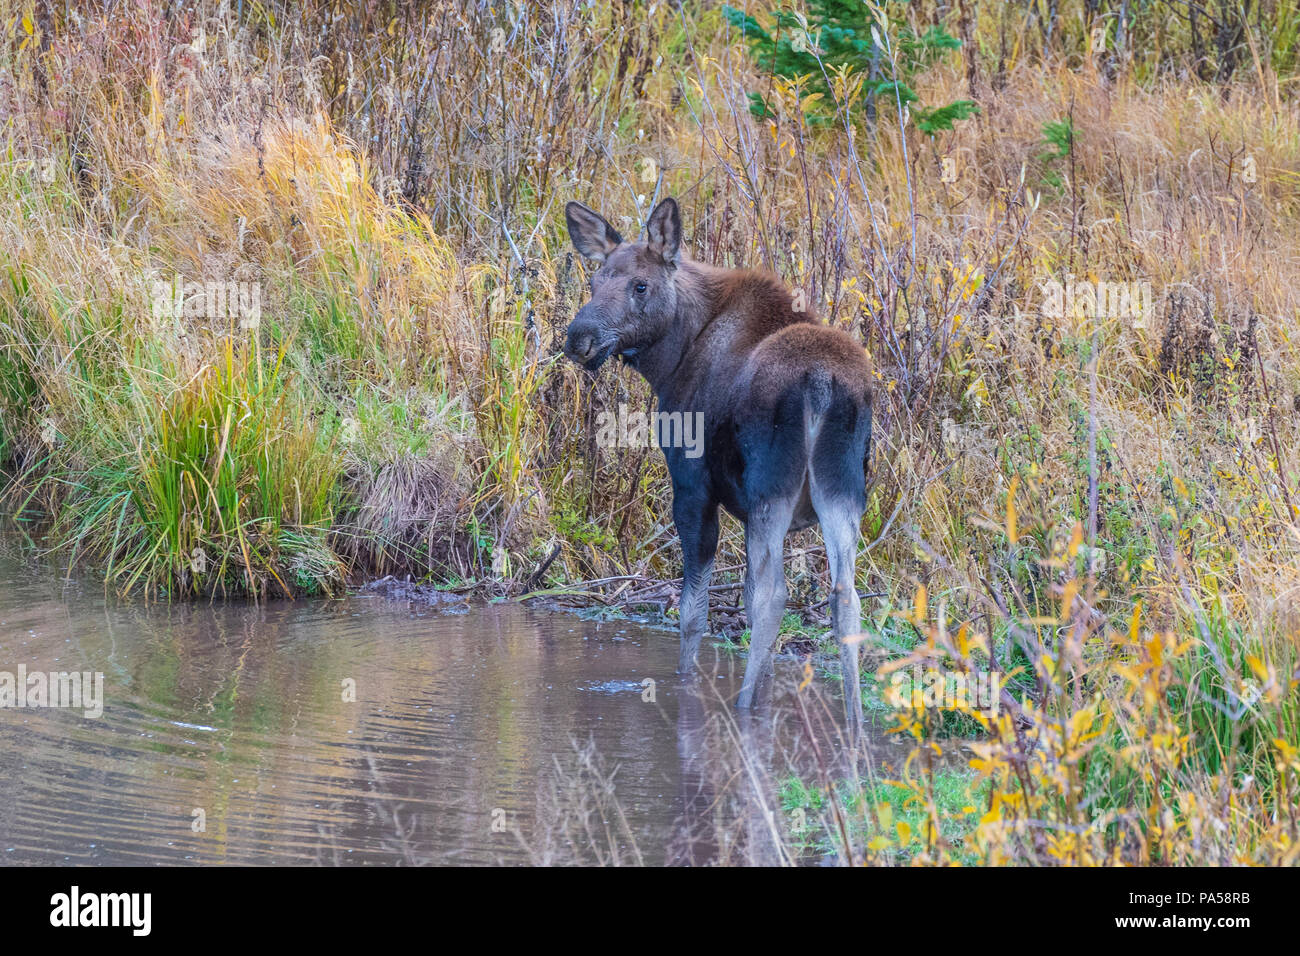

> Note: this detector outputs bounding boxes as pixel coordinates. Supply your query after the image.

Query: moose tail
[802,366,835,447]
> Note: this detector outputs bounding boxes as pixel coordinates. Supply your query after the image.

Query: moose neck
[633,259,722,408]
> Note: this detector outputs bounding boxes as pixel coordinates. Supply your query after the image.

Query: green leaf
[872,80,920,105]
[746,91,777,120]
[914,100,980,136]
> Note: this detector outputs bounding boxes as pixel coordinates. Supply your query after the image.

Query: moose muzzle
[564,307,614,370]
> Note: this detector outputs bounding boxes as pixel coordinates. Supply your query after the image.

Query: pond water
[0,551,915,865]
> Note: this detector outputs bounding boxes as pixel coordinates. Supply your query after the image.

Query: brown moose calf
[563,198,873,729]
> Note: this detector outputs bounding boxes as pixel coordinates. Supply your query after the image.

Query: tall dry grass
[0,0,1298,862]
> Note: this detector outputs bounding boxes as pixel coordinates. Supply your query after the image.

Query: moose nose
[565,321,596,361]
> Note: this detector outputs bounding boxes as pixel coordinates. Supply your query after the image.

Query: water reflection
[0,551,917,865]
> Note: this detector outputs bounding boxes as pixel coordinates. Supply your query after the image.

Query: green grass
[782,768,987,863]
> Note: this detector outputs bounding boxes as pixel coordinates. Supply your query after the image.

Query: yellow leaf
[1146,635,1164,667]
[23,14,34,35]
[1068,521,1083,558]
[913,584,927,623]
[1129,600,1142,643]
[1247,655,1269,683]
[1059,579,1078,623]
[896,821,912,845]
[1041,653,1057,680]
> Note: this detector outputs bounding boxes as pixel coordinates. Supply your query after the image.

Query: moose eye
[634,281,647,295]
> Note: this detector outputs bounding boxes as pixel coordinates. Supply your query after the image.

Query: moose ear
[646,197,682,267]
[565,201,623,262]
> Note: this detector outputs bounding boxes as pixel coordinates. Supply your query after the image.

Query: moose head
[563,198,683,372]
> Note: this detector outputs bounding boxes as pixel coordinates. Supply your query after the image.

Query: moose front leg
[674,494,719,674]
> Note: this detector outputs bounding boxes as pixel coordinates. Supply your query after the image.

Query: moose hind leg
[817,495,865,733]
[737,498,794,710]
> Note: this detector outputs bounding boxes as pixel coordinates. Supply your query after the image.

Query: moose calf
[563,198,872,728]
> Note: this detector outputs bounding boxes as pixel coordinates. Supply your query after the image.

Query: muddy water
[0,552,912,865]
